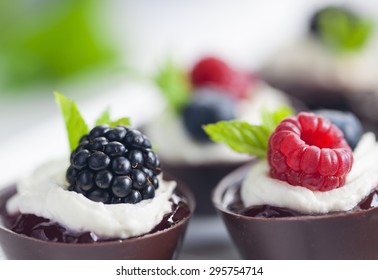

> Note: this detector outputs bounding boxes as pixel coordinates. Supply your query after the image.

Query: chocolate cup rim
[212,161,378,221]
[0,182,195,247]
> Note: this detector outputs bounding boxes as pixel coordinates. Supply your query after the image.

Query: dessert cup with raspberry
[0,93,195,260]
[145,56,293,215]
[260,5,378,128]
[208,109,378,259]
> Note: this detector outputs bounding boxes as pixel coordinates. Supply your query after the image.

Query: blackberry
[66,125,161,204]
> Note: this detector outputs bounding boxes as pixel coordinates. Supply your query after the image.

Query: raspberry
[66,125,161,204]
[268,112,353,191]
[190,56,252,99]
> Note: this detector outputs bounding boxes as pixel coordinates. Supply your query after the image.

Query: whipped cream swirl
[241,133,378,214]
[6,160,175,239]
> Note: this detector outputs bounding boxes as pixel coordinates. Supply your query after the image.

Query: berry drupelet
[66,125,161,204]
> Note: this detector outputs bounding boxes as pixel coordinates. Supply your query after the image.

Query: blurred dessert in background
[144,55,292,215]
[260,5,378,130]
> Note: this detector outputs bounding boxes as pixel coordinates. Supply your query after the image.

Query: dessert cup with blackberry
[0,93,195,260]
[208,109,378,259]
[260,5,378,127]
[145,56,292,215]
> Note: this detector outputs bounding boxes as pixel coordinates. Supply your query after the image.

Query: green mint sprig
[54,92,130,152]
[154,58,191,113]
[317,7,373,52]
[203,106,293,158]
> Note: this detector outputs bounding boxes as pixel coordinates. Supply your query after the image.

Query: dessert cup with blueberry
[0,93,194,260]
[260,5,378,126]
[208,108,378,259]
[145,56,292,215]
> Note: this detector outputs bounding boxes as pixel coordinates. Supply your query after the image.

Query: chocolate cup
[162,160,250,216]
[0,184,195,260]
[212,163,378,260]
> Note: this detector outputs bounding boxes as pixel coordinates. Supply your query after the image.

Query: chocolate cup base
[0,184,195,260]
[162,160,249,216]
[212,163,378,260]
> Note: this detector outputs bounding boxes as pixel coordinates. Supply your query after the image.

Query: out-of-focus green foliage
[0,0,120,92]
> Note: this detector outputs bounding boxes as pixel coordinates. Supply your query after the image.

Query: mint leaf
[95,107,130,127]
[317,7,373,52]
[154,58,191,113]
[204,121,269,158]
[261,106,293,131]
[110,117,131,127]
[54,92,89,152]
[203,106,294,158]
[95,107,111,125]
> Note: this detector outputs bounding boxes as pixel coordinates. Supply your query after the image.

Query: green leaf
[317,7,374,52]
[154,58,191,113]
[109,117,131,127]
[203,106,294,158]
[54,91,89,152]
[204,121,269,158]
[95,107,111,125]
[261,105,293,131]
[95,107,130,127]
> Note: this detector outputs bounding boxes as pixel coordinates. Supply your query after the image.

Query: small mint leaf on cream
[109,117,131,127]
[203,106,293,158]
[154,58,191,113]
[317,7,373,52]
[95,108,131,127]
[54,91,89,152]
[95,107,111,125]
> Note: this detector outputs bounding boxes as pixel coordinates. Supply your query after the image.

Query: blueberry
[111,156,131,175]
[76,170,94,192]
[142,183,155,200]
[124,190,142,204]
[95,170,113,189]
[88,151,110,171]
[131,169,147,190]
[182,89,235,141]
[88,125,110,140]
[309,6,356,35]
[106,126,127,142]
[111,176,132,198]
[72,150,90,170]
[105,141,126,157]
[314,109,363,149]
[128,150,144,168]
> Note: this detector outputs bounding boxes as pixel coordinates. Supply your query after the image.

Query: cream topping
[145,82,290,164]
[262,36,378,94]
[241,132,378,214]
[6,160,175,239]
